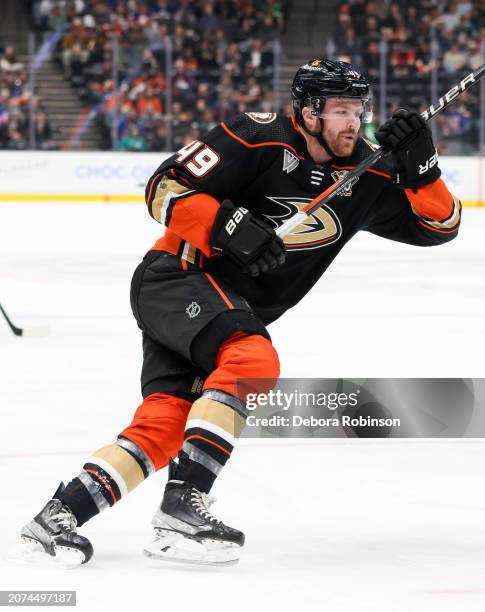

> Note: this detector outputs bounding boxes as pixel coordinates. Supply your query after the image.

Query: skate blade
[15,536,85,568]
[144,529,241,566]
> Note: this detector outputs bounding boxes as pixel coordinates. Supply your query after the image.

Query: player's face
[321,98,362,157]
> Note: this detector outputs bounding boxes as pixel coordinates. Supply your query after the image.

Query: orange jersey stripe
[220,122,306,160]
[171,168,194,187]
[204,273,234,309]
[291,115,303,136]
[331,164,392,179]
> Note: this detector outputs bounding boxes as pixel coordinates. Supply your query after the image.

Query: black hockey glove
[375,109,441,189]
[210,199,286,277]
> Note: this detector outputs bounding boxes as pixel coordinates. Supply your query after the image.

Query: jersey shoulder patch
[221,113,306,156]
[245,112,278,124]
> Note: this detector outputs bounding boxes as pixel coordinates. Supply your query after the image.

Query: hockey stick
[276,64,485,238]
[0,302,50,337]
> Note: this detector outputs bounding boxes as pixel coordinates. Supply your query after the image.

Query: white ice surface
[1,202,485,611]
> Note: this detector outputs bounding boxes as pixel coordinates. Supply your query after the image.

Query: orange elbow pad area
[404,178,454,222]
[170,193,221,256]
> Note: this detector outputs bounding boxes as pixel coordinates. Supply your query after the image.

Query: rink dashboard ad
[0,151,483,206]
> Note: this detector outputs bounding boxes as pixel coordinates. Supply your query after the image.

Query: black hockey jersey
[145,112,461,325]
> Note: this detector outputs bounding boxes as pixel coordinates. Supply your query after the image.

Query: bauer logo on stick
[421,71,477,120]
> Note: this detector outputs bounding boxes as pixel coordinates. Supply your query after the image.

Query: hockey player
[20,58,461,565]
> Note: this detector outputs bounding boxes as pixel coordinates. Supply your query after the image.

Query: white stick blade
[22,326,51,338]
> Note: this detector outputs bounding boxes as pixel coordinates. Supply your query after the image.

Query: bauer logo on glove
[419,152,439,176]
[210,199,286,277]
[224,207,249,236]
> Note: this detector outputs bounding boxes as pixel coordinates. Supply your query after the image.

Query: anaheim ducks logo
[264,196,342,251]
[331,170,359,197]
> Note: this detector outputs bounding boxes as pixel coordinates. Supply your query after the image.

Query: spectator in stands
[149,122,167,151]
[348,0,371,35]
[136,83,163,115]
[442,43,468,74]
[433,1,461,34]
[198,41,219,81]
[197,107,217,133]
[171,58,195,103]
[5,104,27,150]
[0,94,8,147]
[340,28,362,65]
[180,121,201,146]
[199,3,222,33]
[381,3,403,37]
[0,47,25,73]
[27,0,289,151]
[330,0,481,154]
[468,40,482,71]
[362,40,380,81]
[334,11,353,49]
[363,16,381,47]
[47,4,68,32]
[405,5,419,39]
[260,14,279,39]
[118,124,145,151]
[415,41,435,76]
[34,110,56,150]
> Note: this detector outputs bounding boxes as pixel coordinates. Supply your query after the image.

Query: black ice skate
[20,483,93,565]
[144,480,244,565]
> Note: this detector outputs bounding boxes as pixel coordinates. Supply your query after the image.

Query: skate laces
[50,504,77,532]
[190,489,220,524]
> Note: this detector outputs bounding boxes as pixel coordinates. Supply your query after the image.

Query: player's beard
[323,128,358,158]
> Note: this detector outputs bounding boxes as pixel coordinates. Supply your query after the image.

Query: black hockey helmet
[291,58,372,125]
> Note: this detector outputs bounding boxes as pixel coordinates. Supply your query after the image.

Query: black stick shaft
[0,302,23,336]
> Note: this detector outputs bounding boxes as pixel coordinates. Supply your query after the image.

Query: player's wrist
[393,163,441,190]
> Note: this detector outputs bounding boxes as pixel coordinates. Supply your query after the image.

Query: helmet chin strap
[301,118,339,159]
